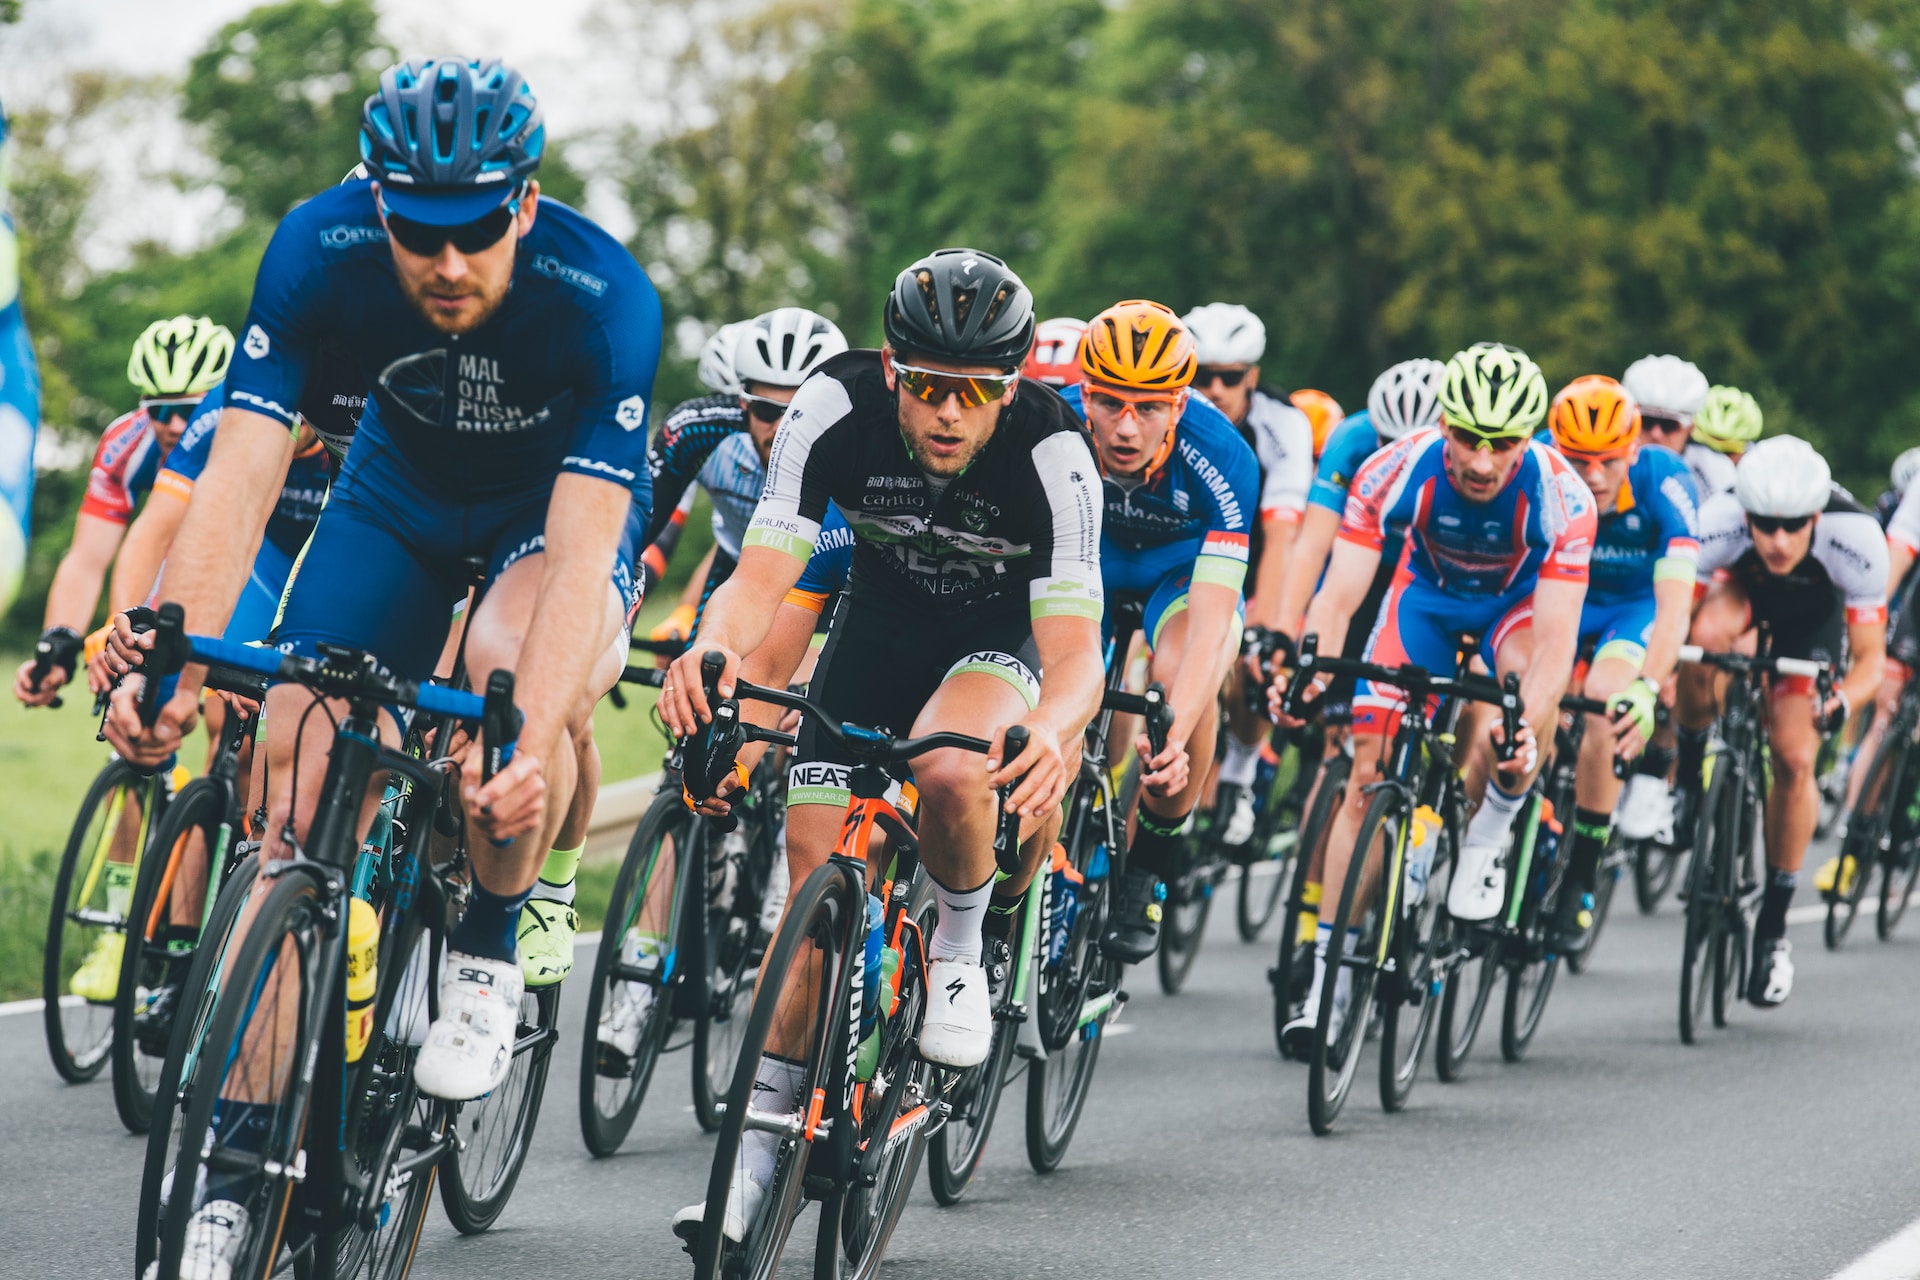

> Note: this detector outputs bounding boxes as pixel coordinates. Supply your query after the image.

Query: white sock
[1303,922,1333,1011]
[1466,783,1527,849]
[738,1054,806,1187]
[1220,733,1260,788]
[927,876,994,963]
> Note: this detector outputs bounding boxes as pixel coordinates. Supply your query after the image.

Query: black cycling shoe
[1748,934,1795,1009]
[133,979,184,1060]
[1100,869,1165,964]
[1552,889,1596,958]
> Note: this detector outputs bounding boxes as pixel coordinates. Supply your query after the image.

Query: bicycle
[1278,635,1522,1132]
[134,608,526,1280]
[680,652,1030,1279]
[113,662,266,1133]
[1268,733,1351,1059]
[1676,636,1832,1044]
[1825,671,1920,946]
[579,649,779,1156]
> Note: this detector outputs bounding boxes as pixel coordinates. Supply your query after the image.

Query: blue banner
[0,102,40,612]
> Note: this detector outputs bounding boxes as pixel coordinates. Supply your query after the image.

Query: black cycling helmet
[882,248,1035,370]
[359,59,545,223]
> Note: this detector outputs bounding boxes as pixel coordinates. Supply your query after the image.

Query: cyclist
[1621,353,1718,495]
[1181,302,1314,847]
[1873,446,1920,529]
[14,316,231,712]
[1271,359,1443,962]
[1291,387,1344,459]
[1060,300,1258,960]
[1021,316,1087,387]
[638,307,847,630]
[1541,375,1699,953]
[1273,342,1595,1054]
[659,247,1104,1243]
[107,62,661,1271]
[1680,435,1888,1007]
[1685,384,1764,488]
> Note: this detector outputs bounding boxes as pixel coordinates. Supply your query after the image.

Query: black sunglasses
[741,394,788,424]
[143,399,199,424]
[1194,366,1250,388]
[1640,413,1686,433]
[384,200,519,257]
[1748,514,1812,535]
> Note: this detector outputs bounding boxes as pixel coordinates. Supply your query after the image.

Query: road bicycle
[680,653,1030,1279]
[1676,635,1832,1044]
[134,608,531,1280]
[1824,668,1920,946]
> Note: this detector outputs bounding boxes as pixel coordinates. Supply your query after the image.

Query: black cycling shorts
[1322,555,1398,724]
[789,584,1040,808]
[1728,554,1847,688]
[1889,572,1920,668]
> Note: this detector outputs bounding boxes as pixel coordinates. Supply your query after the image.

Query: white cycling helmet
[1621,354,1710,421]
[1366,358,1445,441]
[1736,435,1831,519]
[1891,446,1920,497]
[697,321,745,395]
[1181,303,1266,365]
[733,307,849,389]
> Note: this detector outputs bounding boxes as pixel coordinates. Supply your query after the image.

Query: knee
[911,750,989,823]
[463,623,525,688]
[1772,739,1818,786]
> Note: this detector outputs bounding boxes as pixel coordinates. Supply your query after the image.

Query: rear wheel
[439,983,560,1234]
[1236,748,1301,941]
[926,929,1015,1205]
[1878,752,1920,940]
[1501,793,1565,1064]
[1831,733,1901,950]
[1632,837,1682,913]
[1380,812,1451,1113]
[1155,855,1215,995]
[44,760,151,1083]
[1271,755,1346,1057]
[1434,924,1498,1082]
[1307,789,1391,1136]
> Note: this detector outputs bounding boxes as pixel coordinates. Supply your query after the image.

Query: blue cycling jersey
[794,503,854,595]
[1582,442,1700,605]
[1060,382,1259,595]
[225,178,662,507]
[161,385,334,557]
[1309,410,1405,573]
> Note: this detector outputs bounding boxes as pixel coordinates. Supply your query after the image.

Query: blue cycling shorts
[1101,540,1241,650]
[1353,567,1533,737]
[222,536,297,645]
[1578,594,1657,671]
[276,439,643,681]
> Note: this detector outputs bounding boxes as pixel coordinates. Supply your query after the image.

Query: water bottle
[861,894,884,1035]
[1086,841,1111,882]
[344,897,379,1062]
[1405,805,1441,906]
[1048,848,1084,967]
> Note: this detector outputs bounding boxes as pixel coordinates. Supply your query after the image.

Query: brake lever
[992,724,1031,876]
[1496,671,1524,766]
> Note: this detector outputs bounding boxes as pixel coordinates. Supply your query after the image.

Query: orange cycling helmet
[1291,389,1345,456]
[1549,374,1640,457]
[1080,300,1196,391]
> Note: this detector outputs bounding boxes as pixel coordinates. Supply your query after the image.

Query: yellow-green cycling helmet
[1691,385,1762,456]
[1437,342,1548,440]
[128,315,234,397]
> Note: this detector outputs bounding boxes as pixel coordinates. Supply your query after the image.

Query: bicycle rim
[1434,927,1497,1082]
[1027,808,1115,1171]
[1024,996,1105,1172]
[1633,837,1680,914]
[579,795,686,1155]
[1307,789,1393,1135]
[44,760,147,1083]
[1381,822,1450,1111]
[439,983,559,1233]
[1272,757,1345,1057]
[1679,766,1730,1044]
[1155,864,1212,995]
[322,1058,447,1280]
[927,945,1015,1204]
[1834,734,1902,949]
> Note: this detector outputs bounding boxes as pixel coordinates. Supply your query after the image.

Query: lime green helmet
[1691,385,1762,455]
[128,315,234,397]
[1437,342,1549,440]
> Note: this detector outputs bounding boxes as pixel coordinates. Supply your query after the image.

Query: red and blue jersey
[1340,428,1596,599]
[80,408,169,524]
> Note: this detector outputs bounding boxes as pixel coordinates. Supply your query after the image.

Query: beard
[398,266,511,335]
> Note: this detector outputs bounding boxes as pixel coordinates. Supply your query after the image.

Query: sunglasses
[1194,366,1250,389]
[1640,413,1687,434]
[741,393,789,424]
[383,197,520,257]
[143,399,200,424]
[1445,423,1526,454]
[1748,514,1812,535]
[1086,388,1179,422]
[892,360,1019,409]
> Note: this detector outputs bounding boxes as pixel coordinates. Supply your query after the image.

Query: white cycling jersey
[1885,482,1920,559]
[1696,485,1890,624]
[1241,389,1315,524]
[1683,441,1738,500]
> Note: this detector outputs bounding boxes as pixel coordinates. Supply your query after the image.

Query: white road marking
[1829,1215,1920,1280]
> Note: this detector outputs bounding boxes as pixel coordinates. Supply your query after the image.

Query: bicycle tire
[438,982,561,1234]
[578,791,688,1156]
[1237,747,1303,942]
[1632,836,1681,914]
[694,821,763,1133]
[1380,807,1450,1113]
[114,779,227,1134]
[43,758,148,1083]
[1878,751,1920,939]
[1155,857,1215,995]
[926,930,1016,1205]
[1567,839,1624,975]
[689,860,854,1280]
[1307,788,1390,1136]
[1434,924,1498,1082]
[150,866,330,1280]
[137,853,261,1278]
[1502,790,1569,1063]
[1830,730,1901,950]
[311,1036,448,1280]
[1271,755,1346,1058]
[1679,758,1733,1044]
[1713,785,1761,1027]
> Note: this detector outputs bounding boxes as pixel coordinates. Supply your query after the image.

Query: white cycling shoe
[597,976,654,1061]
[1447,835,1509,922]
[672,1173,768,1246]
[142,1199,249,1280]
[918,958,992,1068]
[1616,774,1674,843]
[1222,788,1257,847]
[413,951,522,1101]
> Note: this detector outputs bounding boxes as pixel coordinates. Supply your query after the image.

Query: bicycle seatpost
[992,724,1031,876]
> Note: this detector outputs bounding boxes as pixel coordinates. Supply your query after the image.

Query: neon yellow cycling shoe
[70,932,124,1003]
[1815,855,1855,898]
[517,899,578,988]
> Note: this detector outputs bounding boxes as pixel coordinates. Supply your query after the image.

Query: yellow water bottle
[345,898,379,1062]
[1407,805,1443,905]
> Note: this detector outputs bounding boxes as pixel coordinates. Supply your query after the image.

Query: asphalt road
[8,851,1920,1280]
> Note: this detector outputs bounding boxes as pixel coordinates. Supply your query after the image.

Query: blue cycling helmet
[360,59,545,224]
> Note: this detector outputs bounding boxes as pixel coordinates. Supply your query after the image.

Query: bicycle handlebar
[1283,633,1528,763]
[1677,644,1829,681]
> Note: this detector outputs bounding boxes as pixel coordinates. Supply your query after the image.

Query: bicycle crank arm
[741,1105,817,1140]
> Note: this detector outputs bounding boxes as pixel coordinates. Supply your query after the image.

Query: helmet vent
[912,269,942,331]
[951,283,978,332]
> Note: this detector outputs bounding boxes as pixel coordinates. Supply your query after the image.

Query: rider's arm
[1299,536,1382,658]
[1829,511,1893,716]
[642,411,730,550]
[1639,455,1701,689]
[109,478,190,614]
[1520,576,1586,740]
[1640,576,1693,689]
[1169,578,1242,747]
[1245,514,1292,632]
[1276,504,1339,638]
[1841,618,1887,719]
[41,511,126,632]
[1245,403,1313,631]
[1892,543,1916,598]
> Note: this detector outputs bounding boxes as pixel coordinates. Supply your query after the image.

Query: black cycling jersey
[643,392,754,554]
[746,350,1102,621]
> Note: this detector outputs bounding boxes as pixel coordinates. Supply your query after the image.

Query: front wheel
[1830,732,1903,950]
[1379,816,1451,1113]
[1632,838,1681,914]
[1434,924,1498,1083]
[438,983,561,1234]
[926,932,1015,1205]
[1306,788,1393,1136]
[1155,858,1215,995]
[1271,755,1346,1057]
[1567,840,1624,976]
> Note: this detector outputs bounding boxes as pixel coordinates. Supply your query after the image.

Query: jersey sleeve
[1820,510,1891,624]
[1538,457,1597,584]
[1309,419,1372,515]
[1189,412,1260,595]
[1024,429,1104,621]
[788,503,855,607]
[643,411,733,548]
[560,268,663,532]
[1338,433,1417,551]
[745,371,852,564]
[223,212,336,432]
[1886,485,1920,558]
[1693,492,1750,577]
[1646,456,1702,585]
[78,415,149,524]
[1254,399,1315,524]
